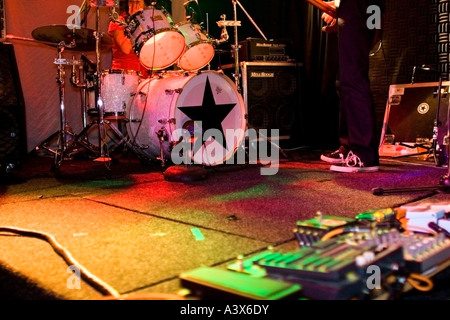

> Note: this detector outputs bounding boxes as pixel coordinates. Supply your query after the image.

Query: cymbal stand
[92,5,138,163]
[218,1,287,160]
[46,41,81,172]
[36,47,99,171]
[231,0,241,91]
[93,6,111,163]
[229,0,268,92]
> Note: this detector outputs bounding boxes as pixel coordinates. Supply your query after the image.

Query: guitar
[305,0,337,33]
[305,0,382,53]
[305,0,336,18]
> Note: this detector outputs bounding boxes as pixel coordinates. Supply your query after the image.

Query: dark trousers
[337,0,381,165]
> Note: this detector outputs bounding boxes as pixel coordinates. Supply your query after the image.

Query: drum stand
[89,6,134,163]
[36,42,100,173]
[91,6,111,163]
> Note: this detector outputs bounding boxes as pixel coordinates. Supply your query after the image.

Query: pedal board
[179,206,450,300]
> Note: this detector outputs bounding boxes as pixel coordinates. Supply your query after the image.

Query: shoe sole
[320,154,345,164]
[330,165,379,173]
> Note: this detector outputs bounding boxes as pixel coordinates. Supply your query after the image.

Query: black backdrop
[197,0,331,148]
[193,0,441,150]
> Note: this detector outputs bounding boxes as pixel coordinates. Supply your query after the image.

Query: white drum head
[127,71,246,166]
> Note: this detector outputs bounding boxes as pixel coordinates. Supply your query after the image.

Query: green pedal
[179,267,302,300]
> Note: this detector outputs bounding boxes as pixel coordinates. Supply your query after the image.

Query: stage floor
[1,146,449,301]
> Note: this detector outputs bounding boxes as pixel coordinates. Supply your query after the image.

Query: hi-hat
[31,24,112,52]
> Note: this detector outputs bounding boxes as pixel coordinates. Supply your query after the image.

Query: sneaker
[320,147,349,164]
[330,151,379,173]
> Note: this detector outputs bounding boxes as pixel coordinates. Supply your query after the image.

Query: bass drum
[126,71,246,166]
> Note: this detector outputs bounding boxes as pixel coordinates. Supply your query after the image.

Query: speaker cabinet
[240,62,302,143]
[379,82,449,157]
[0,42,27,174]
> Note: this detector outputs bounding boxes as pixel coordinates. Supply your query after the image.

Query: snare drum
[126,71,246,166]
[101,69,140,119]
[176,22,215,72]
[127,6,185,70]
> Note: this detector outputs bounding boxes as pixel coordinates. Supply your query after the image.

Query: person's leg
[337,0,379,167]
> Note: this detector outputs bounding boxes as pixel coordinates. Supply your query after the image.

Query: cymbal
[31,24,112,52]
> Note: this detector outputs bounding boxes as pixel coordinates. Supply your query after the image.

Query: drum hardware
[215,14,230,46]
[34,42,100,172]
[165,88,183,94]
[156,127,170,168]
[7,28,100,166]
[218,1,289,161]
[31,8,116,169]
[31,24,112,53]
[158,118,176,125]
[86,4,128,164]
[216,12,241,91]
[5,34,82,51]
[76,3,141,163]
[216,0,268,92]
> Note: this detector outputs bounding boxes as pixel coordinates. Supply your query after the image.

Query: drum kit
[11,0,259,175]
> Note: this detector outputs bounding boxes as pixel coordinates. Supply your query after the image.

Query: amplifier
[239,38,292,62]
[0,43,27,176]
[379,82,449,159]
[240,61,302,143]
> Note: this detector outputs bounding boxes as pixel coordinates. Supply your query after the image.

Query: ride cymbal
[31,24,112,52]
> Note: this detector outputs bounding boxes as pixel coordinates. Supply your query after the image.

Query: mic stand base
[372,174,450,196]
